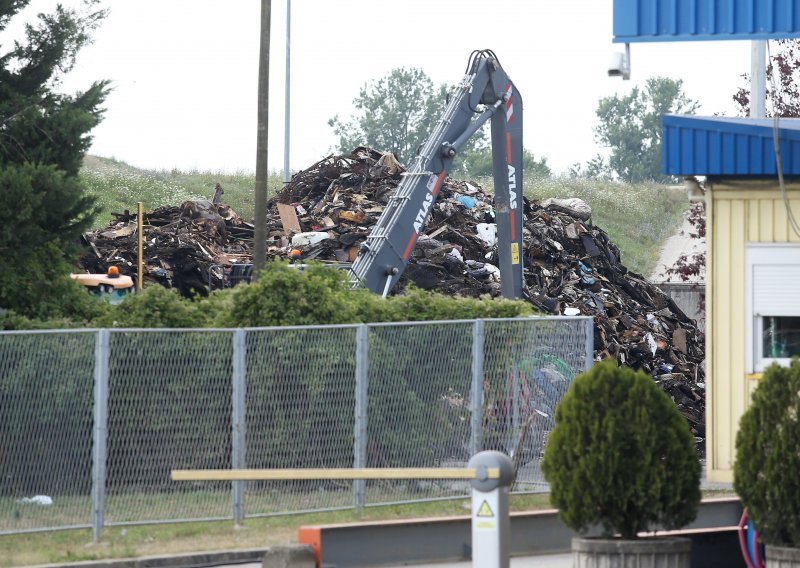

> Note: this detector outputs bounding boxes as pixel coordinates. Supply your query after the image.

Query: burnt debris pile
[77,147,705,445]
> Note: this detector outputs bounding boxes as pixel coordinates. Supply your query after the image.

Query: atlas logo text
[507,164,518,209]
[413,191,434,233]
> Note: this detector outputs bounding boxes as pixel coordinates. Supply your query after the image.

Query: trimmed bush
[215,261,361,327]
[213,261,533,328]
[541,359,701,539]
[734,360,800,547]
[6,260,535,329]
[94,284,206,328]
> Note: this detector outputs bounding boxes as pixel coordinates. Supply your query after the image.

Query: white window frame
[745,243,800,373]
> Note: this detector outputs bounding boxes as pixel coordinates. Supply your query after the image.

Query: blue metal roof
[614,0,800,42]
[662,114,800,176]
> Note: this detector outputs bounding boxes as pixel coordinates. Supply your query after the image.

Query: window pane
[762,317,800,358]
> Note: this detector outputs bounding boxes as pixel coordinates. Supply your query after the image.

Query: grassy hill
[79,156,689,278]
[526,176,688,277]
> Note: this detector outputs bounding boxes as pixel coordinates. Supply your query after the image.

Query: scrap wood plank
[427,224,450,239]
[277,203,302,235]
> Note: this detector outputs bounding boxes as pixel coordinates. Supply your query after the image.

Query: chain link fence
[0,317,592,538]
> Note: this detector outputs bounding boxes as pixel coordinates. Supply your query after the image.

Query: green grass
[525,177,688,277]
[0,494,551,567]
[79,156,284,228]
[2,485,479,532]
[79,156,689,278]
[0,490,735,566]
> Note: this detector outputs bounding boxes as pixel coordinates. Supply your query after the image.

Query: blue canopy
[614,0,800,42]
[662,114,800,176]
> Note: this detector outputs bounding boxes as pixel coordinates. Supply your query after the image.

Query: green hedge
[4,261,534,330]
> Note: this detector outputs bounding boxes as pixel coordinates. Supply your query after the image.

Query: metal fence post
[584,317,594,371]
[232,329,247,526]
[470,319,485,456]
[511,358,520,456]
[91,329,110,542]
[353,324,369,509]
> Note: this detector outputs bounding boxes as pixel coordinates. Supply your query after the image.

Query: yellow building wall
[707,180,800,482]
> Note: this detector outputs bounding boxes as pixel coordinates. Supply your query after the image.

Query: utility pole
[750,40,767,118]
[283,0,291,184]
[253,0,272,276]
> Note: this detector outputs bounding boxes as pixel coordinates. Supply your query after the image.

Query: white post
[750,40,767,118]
[468,451,514,568]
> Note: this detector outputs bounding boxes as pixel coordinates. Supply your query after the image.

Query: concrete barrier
[298,498,743,567]
[262,545,316,568]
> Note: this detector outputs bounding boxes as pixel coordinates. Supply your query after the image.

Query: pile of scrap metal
[77,147,705,447]
[77,200,255,297]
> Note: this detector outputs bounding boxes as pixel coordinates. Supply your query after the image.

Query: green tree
[460,147,551,179]
[329,67,486,165]
[0,0,109,318]
[329,67,551,178]
[592,77,699,183]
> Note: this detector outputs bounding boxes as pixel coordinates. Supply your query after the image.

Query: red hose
[738,509,755,568]
[752,526,764,568]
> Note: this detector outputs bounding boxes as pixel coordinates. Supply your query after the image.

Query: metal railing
[0,317,592,538]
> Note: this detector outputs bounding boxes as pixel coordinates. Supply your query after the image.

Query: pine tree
[0,0,109,318]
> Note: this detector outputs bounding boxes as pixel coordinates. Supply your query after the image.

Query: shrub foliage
[207,261,533,328]
[541,359,701,539]
[3,261,534,330]
[734,360,800,547]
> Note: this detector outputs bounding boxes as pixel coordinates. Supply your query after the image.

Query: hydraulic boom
[348,50,524,298]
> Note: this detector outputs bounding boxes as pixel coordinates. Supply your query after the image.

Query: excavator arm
[348,50,524,298]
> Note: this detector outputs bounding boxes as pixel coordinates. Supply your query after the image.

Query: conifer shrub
[734,360,800,547]
[541,359,701,539]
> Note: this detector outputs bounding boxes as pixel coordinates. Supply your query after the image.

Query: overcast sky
[14,0,757,175]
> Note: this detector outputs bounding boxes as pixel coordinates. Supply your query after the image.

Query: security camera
[607,44,631,80]
[608,53,626,76]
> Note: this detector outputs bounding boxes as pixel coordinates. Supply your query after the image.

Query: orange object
[107,266,120,278]
[297,527,321,566]
[289,249,302,259]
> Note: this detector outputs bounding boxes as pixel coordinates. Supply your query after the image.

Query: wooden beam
[172,467,500,481]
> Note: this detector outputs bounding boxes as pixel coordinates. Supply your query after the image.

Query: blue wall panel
[614,0,800,42]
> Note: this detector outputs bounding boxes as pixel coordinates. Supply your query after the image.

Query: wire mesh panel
[482,318,591,492]
[0,330,96,533]
[104,330,234,524]
[245,325,359,515]
[365,321,475,505]
[1,317,592,536]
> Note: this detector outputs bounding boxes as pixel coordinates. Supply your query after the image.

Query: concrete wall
[655,282,705,328]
